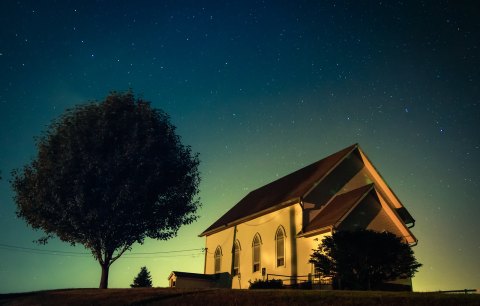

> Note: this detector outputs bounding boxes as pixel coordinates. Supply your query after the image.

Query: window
[252,234,261,272]
[275,226,285,267]
[214,246,222,273]
[233,240,240,276]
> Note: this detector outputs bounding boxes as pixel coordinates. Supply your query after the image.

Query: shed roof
[168,271,226,281]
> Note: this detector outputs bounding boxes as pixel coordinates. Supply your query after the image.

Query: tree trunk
[99,263,110,289]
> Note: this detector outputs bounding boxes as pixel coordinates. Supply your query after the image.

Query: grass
[0,288,479,306]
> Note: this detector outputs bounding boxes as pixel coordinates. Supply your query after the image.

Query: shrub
[249,279,284,289]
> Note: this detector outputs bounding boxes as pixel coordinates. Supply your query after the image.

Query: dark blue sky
[0,1,479,292]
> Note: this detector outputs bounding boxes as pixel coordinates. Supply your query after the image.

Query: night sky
[0,1,479,293]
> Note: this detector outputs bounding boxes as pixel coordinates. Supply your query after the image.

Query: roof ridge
[332,184,375,228]
[253,143,358,194]
[302,144,358,199]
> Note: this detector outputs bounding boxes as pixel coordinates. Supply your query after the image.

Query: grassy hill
[1,288,479,306]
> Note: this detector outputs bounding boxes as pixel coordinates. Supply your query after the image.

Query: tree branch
[92,248,104,265]
[110,243,131,265]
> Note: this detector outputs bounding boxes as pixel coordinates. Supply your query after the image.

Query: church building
[170,144,417,290]
[200,144,417,288]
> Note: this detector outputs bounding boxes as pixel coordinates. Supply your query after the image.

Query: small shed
[168,271,231,288]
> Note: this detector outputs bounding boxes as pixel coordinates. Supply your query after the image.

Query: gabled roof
[302,184,374,235]
[200,144,358,236]
[300,184,417,244]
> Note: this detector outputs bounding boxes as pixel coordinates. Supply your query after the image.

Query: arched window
[252,233,262,272]
[233,240,241,276]
[214,246,222,273]
[275,226,286,267]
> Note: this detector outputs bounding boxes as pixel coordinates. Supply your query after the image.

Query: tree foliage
[309,230,421,290]
[130,266,153,288]
[11,91,201,288]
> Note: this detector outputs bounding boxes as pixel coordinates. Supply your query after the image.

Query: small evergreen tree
[131,266,153,288]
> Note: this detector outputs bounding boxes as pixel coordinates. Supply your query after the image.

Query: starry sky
[0,0,479,293]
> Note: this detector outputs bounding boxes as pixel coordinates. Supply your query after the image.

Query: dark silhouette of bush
[310,229,421,290]
[249,279,283,289]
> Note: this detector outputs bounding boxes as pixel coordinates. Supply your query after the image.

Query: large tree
[11,91,200,289]
[310,230,421,290]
